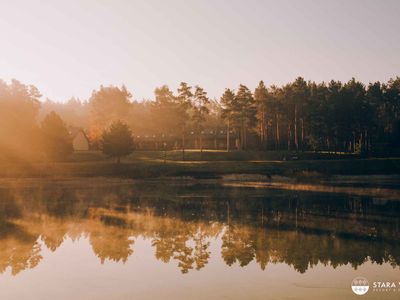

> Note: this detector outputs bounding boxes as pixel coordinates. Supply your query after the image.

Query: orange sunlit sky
[0,0,399,102]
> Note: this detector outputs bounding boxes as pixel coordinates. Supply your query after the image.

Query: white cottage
[71,129,90,151]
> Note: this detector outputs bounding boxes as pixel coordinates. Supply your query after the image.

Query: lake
[0,176,399,299]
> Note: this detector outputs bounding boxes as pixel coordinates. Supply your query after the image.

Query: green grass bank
[1,150,399,179]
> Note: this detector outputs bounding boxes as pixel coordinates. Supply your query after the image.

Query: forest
[0,76,399,162]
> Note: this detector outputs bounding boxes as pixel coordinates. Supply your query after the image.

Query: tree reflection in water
[0,179,399,275]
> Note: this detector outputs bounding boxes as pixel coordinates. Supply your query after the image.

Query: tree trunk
[301,118,304,151]
[242,124,246,150]
[294,104,298,151]
[200,134,203,160]
[182,125,185,161]
[287,124,291,151]
[227,120,230,151]
[260,107,266,149]
[240,120,245,150]
[244,125,247,150]
[276,113,280,150]
[259,114,263,147]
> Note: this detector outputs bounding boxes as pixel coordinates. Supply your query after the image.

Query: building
[134,130,238,150]
[70,128,90,151]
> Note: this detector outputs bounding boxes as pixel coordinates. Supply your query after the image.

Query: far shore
[1,150,399,179]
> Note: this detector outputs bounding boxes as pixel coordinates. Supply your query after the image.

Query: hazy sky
[0,0,399,102]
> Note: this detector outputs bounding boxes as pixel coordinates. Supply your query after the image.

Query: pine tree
[220,89,235,151]
[233,85,256,150]
[254,81,269,149]
[192,86,210,153]
[176,82,193,160]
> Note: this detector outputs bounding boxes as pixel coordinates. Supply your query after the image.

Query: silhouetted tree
[220,89,235,151]
[254,81,269,149]
[192,85,210,153]
[89,85,132,144]
[289,77,309,151]
[152,85,179,137]
[233,85,256,150]
[176,82,193,159]
[41,111,73,161]
[0,79,42,161]
[101,120,134,163]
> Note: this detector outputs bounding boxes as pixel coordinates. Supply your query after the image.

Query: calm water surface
[0,177,399,300]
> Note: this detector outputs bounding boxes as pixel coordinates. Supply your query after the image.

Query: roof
[69,127,89,141]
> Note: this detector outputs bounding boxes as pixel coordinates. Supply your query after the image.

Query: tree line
[1,77,399,161]
[49,77,400,155]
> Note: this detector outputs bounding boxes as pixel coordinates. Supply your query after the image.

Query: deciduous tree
[41,111,73,161]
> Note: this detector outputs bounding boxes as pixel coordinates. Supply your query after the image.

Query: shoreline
[0,157,399,179]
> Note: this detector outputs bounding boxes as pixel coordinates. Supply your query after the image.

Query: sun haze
[0,0,399,101]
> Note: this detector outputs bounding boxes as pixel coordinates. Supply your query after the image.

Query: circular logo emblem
[351,277,369,296]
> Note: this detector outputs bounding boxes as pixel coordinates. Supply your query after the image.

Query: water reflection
[0,178,399,276]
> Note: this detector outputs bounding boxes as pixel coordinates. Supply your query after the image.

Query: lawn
[0,150,399,179]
